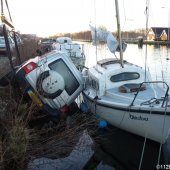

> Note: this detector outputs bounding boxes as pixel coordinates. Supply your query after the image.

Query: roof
[151,27,170,38]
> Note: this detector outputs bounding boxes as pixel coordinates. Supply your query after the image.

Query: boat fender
[36,70,65,99]
[99,120,108,129]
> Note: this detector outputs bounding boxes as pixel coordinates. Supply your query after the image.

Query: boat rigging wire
[145,1,166,87]
[138,1,166,169]
[144,0,149,82]
[121,0,127,31]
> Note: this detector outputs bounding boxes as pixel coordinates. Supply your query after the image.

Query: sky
[1,0,170,37]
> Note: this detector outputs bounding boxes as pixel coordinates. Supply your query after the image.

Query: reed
[0,86,99,170]
[17,38,39,62]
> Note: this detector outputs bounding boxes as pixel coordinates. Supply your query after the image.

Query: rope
[140,97,163,106]
[139,88,169,169]
[157,98,168,166]
[138,130,147,170]
[138,104,153,170]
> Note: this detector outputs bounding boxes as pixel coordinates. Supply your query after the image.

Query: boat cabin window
[110,72,140,82]
[91,80,99,90]
[88,76,99,90]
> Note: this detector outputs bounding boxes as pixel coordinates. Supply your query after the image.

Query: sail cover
[89,24,126,53]
[89,24,108,42]
[106,32,119,53]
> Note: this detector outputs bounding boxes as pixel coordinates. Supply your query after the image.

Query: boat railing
[130,81,169,107]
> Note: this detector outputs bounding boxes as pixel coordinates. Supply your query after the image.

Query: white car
[15,50,83,116]
[0,36,15,55]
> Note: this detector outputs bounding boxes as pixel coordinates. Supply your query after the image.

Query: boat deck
[104,84,167,107]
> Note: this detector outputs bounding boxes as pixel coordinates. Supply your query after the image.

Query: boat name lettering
[129,114,148,121]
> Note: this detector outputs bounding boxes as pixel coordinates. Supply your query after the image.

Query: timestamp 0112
[156,164,170,169]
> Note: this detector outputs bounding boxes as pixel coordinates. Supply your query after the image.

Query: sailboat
[82,0,170,144]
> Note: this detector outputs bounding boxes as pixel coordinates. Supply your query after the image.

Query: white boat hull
[83,92,170,144]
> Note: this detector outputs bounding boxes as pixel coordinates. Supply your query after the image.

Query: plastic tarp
[89,24,119,54]
[106,32,119,53]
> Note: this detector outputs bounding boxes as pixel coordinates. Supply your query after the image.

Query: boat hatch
[97,58,127,67]
[119,83,146,93]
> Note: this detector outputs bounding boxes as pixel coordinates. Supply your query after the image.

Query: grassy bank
[0,86,99,170]
[0,39,100,169]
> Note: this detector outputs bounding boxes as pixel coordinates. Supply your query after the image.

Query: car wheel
[36,70,65,99]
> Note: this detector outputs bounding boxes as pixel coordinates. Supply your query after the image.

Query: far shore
[73,38,170,46]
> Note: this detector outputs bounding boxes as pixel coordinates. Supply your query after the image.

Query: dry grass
[0,37,100,170]
[17,38,40,62]
[0,86,99,170]
[27,113,98,159]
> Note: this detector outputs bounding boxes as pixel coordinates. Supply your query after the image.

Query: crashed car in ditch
[2,50,84,117]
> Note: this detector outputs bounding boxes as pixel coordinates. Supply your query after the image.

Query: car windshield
[48,59,79,95]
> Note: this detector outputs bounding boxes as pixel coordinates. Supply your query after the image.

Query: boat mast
[115,0,124,68]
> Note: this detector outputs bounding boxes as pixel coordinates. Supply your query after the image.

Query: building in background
[148,27,170,41]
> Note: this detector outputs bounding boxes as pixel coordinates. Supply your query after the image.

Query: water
[84,43,170,85]
[82,43,170,169]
